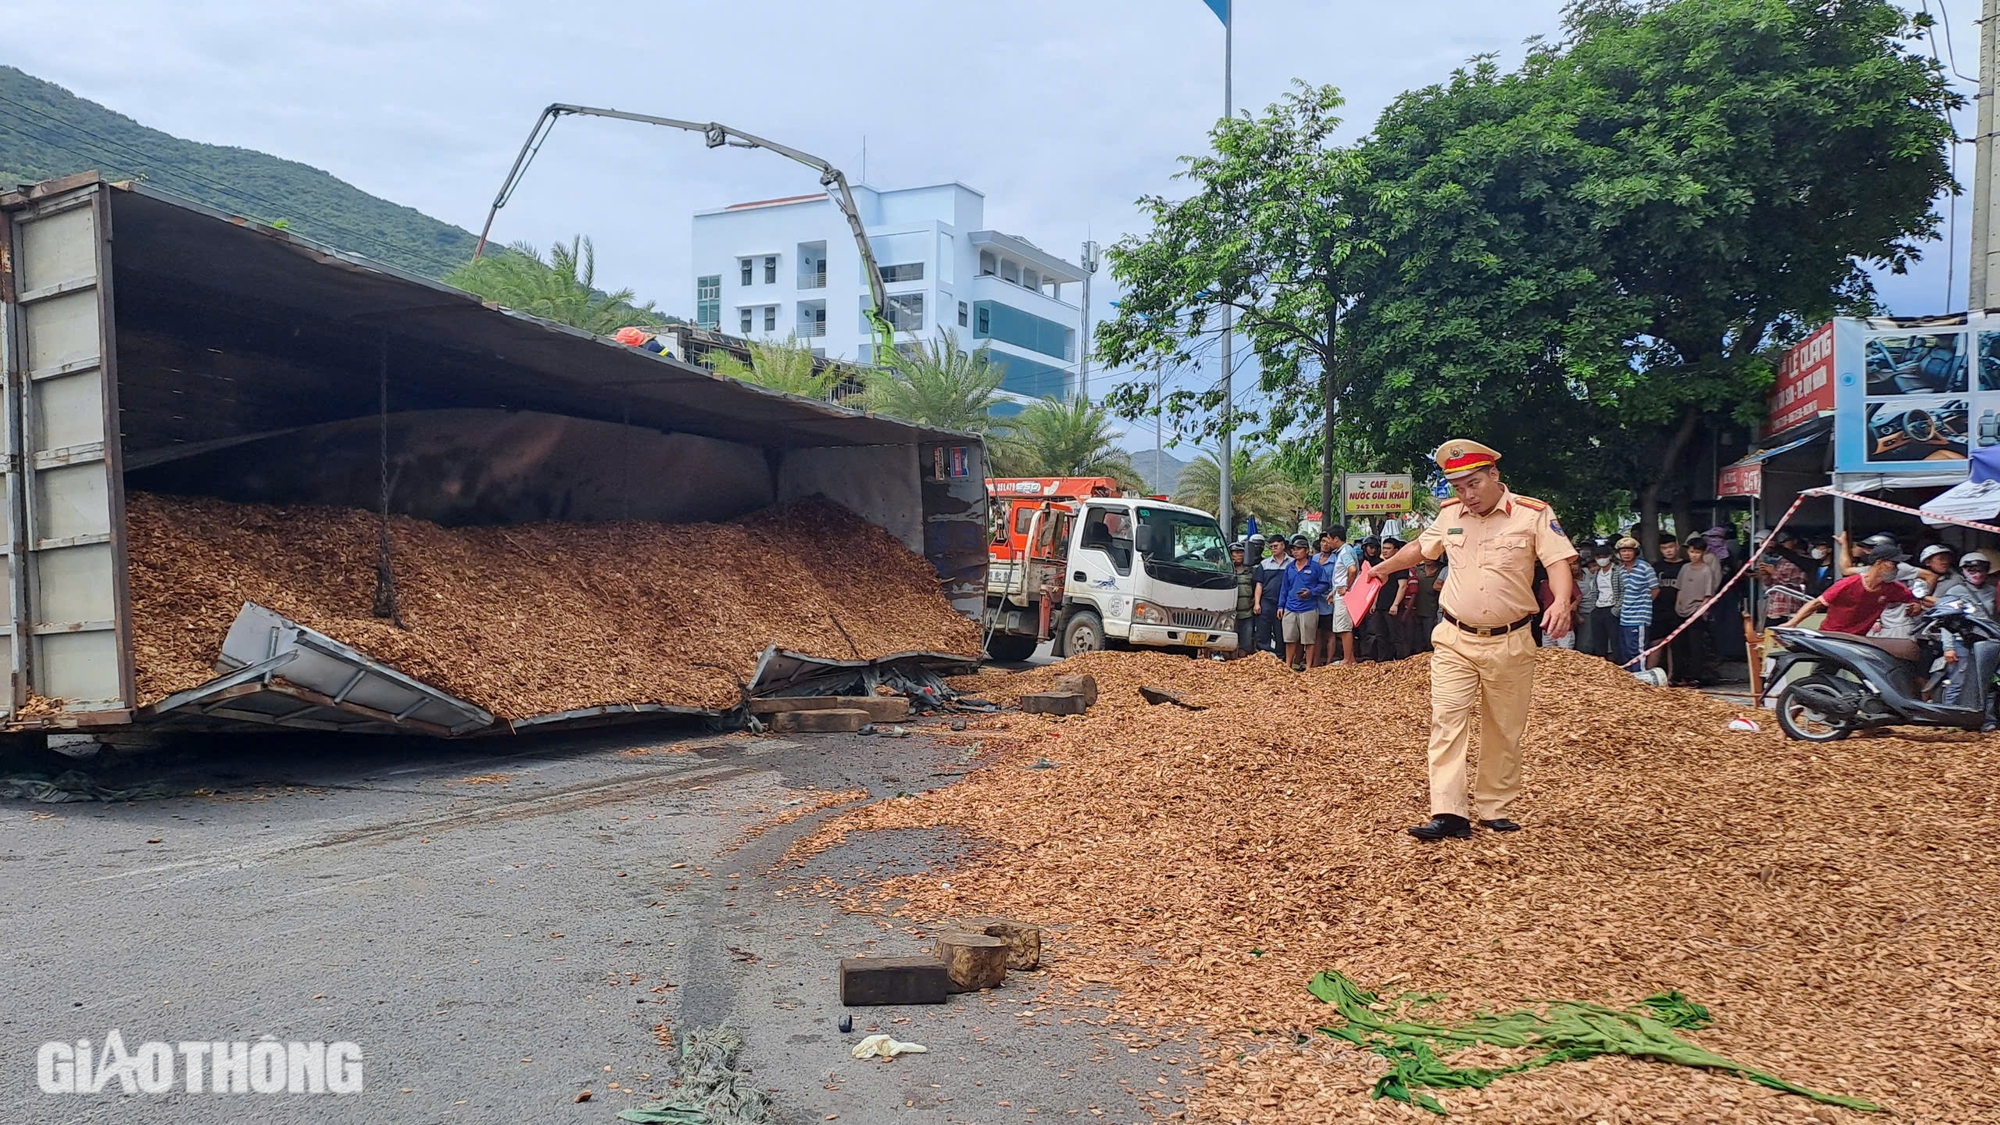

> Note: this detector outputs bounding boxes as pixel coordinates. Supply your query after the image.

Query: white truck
[984,483,1240,661]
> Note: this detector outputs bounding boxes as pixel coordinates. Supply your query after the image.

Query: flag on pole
[1201,0,1229,23]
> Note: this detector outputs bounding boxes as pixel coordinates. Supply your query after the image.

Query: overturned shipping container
[0,174,989,735]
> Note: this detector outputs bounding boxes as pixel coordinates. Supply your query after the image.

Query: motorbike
[1763,601,2000,742]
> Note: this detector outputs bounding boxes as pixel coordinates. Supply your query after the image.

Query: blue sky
[3,1,1979,454]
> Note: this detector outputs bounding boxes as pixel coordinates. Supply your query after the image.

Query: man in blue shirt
[1614,536,1659,667]
[1278,535,1331,672]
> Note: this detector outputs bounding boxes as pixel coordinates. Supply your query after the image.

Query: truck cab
[985,479,1238,660]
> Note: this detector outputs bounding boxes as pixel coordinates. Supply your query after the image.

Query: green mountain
[0,65,480,278]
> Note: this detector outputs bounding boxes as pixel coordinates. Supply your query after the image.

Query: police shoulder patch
[1516,496,1548,511]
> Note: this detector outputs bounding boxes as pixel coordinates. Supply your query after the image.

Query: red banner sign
[1765,323,1835,438]
[1717,461,1763,499]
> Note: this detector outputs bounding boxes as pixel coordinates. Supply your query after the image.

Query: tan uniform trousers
[1427,620,1535,820]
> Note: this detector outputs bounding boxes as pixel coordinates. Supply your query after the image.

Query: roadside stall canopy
[1920,447,2000,527]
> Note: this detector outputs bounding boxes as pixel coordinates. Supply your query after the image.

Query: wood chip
[799,647,2000,1124]
[125,493,980,716]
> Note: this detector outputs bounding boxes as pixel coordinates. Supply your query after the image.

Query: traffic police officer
[1372,439,1577,840]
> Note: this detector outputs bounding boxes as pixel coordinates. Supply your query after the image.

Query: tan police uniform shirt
[1416,489,1578,627]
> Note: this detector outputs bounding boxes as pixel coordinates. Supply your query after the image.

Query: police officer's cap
[1433,438,1501,481]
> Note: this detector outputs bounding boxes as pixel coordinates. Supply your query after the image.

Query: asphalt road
[0,721,1196,1124]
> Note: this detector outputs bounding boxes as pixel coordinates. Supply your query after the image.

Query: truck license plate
[1186,632,1208,645]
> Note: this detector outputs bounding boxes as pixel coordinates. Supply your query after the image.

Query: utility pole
[1216,6,1235,539]
[1079,240,1099,400]
[1972,0,2000,309]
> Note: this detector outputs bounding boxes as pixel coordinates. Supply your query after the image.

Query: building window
[979,250,998,277]
[764,255,777,284]
[972,301,1073,360]
[740,258,754,286]
[886,293,924,332]
[879,262,925,283]
[1022,268,1039,291]
[764,305,777,332]
[1000,259,1020,285]
[958,301,969,328]
[740,307,754,334]
[696,275,720,329]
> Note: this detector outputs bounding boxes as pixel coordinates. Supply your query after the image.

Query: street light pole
[1216,6,1235,538]
[1079,240,1099,400]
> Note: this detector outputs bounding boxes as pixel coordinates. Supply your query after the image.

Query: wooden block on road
[767,708,873,734]
[933,931,1009,992]
[839,956,950,1006]
[1051,673,1099,707]
[960,917,1042,970]
[749,696,910,721]
[1021,691,1089,716]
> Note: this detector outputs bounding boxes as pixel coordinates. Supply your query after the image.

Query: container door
[1,184,133,714]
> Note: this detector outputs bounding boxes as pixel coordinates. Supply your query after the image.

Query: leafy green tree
[445,237,664,335]
[1175,449,1304,531]
[705,334,839,398]
[861,330,1006,434]
[1096,82,1381,524]
[1335,0,1957,543]
[989,396,1145,488]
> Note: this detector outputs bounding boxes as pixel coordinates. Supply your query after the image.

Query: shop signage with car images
[1824,314,2000,475]
[1341,473,1415,515]
[1765,322,1835,438]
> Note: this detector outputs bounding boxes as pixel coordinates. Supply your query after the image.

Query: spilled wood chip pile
[125,492,980,717]
[798,648,2000,1123]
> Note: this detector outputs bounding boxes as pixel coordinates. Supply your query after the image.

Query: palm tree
[705,334,839,398]
[445,236,661,335]
[1176,450,1305,530]
[989,396,1146,490]
[860,330,1006,433]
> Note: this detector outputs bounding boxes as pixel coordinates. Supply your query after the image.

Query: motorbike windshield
[1136,508,1237,590]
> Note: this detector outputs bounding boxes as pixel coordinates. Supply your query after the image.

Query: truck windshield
[1136,508,1236,589]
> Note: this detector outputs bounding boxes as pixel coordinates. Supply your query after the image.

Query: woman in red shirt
[1782,540,1923,635]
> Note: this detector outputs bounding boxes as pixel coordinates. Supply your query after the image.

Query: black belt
[1439,609,1537,637]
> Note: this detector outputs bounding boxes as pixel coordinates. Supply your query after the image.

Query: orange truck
[983,477,1239,661]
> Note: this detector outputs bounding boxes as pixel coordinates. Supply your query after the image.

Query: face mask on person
[1811,547,1829,560]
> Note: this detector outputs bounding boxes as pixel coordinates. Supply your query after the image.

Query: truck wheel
[1061,610,1105,657]
[984,632,1039,663]
[1774,675,1855,742]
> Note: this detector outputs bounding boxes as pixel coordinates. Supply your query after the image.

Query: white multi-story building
[691,182,1084,414]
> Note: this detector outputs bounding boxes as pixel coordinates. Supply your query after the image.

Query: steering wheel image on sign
[1866,400,1968,461]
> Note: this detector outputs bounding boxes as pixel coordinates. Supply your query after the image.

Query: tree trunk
[1639,406,1700,557]
[1320,304,1339,532]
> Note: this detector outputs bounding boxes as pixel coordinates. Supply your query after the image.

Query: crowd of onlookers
[1229,525,1443,672]
[1225,521,2000,683]
[1542,526,1999,685]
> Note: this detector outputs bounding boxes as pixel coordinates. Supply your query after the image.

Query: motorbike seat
[1822,632,1922,663]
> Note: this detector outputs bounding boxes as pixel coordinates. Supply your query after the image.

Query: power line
[1927,0,1978,84]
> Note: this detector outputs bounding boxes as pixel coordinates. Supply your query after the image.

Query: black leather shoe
[1482,818,1522,832]
[1407,814,1471,841]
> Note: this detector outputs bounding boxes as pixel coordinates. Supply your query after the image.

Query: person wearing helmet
[1933,553,1997,705]
[1229,541,1255,657]
[1611,536,1658,667]
[1277,534,1331,672]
